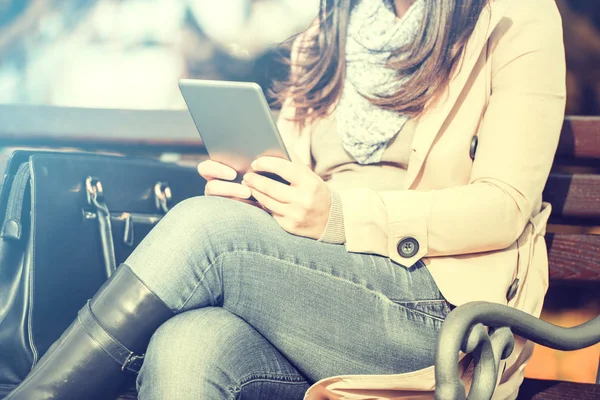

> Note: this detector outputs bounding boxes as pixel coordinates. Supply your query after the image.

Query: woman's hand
[197,159,253,201]
[242,157,331,240]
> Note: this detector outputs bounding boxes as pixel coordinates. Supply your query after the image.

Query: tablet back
[179,79,290,183]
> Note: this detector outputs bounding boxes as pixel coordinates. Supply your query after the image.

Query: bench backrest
[0,106,598,283]
[544,117,600,283]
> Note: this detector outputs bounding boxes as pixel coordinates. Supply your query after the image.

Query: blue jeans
[128,196,451,399]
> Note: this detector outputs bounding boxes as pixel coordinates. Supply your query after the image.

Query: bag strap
[86,176,117,278]
[1,163,30,241]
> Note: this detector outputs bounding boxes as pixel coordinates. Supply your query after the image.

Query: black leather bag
[0,151,205,396]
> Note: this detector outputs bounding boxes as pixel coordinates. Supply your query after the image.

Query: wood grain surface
[544,173,600,219]
[556,117,600,161]
[546,234,600,282]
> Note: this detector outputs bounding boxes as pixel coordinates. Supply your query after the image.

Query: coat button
[506,278,520,301]
[470,135,478,160]
[397,238,419,258]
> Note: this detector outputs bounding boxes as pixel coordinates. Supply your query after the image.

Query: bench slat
[517,378,600,400]
[546,233,600,281]
[0,108,598,160]
[557,117,600,161]
[544,173,600,219]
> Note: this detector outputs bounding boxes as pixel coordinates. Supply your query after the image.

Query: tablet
[179,79,291,184]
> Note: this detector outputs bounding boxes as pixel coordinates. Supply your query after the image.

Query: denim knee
[130,195,282,270]
[137,308,309,400]
[125,195,291,311]
[137,308,232,399]
[165,195,273,238]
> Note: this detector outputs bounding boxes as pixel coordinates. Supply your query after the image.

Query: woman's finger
[198,159,237,181]
[205,179,251,199]
[249,187,288,216]
[235,198,264,209]
[242,172,295,203]
[251,157,305,185]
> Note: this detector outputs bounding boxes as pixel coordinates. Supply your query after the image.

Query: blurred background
[0,0,598,385]
[0,0,319,109]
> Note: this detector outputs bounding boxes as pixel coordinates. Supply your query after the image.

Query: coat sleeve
[334,1,567,268]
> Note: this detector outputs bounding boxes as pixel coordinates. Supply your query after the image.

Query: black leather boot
[6,264,173,400]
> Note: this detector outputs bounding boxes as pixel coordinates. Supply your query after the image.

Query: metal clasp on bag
[86,176,106,209]
[154,182,172,214]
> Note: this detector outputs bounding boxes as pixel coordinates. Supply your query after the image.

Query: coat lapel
[404,0,511,189]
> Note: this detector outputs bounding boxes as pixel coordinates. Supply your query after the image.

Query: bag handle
[1,163,30,241]
[86,176,117,278]
[85,178,172,278]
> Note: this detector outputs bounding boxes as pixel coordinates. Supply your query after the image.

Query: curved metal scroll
[434,301,600,400]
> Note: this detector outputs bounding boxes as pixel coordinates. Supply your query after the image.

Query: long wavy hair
[273,0,489,127]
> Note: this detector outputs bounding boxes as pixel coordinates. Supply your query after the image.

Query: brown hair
[273,0,489,127]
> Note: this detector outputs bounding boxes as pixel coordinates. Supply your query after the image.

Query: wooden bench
[435,116,600,399]
[0,107,598,399]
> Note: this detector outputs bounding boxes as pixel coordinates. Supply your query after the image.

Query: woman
[7,0,565,399]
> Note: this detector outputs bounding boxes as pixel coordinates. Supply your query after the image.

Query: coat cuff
[380,190,430,267]
[336,188,430,268]
[318,191,346,244]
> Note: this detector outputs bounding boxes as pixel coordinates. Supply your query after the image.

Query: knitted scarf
[336,0,425,164]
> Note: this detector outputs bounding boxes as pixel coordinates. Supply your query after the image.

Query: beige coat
[277,0,567,398]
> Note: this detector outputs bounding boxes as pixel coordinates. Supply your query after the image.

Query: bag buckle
[154,182,172,214]
[86,176,106,208]
[121,351,145,374]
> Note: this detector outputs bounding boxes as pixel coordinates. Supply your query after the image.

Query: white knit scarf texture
[336,0,425,164]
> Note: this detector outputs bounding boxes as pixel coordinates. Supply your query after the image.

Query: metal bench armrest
[434,301,600,400]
